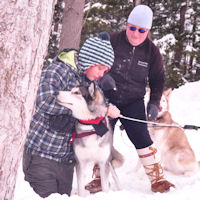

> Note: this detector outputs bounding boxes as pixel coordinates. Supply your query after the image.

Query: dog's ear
[164,88,172,98]
[79,82,96,103]
[88,82,96,98]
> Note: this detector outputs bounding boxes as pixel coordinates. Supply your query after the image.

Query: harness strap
[70,131,96,143]
[70,117,108,143]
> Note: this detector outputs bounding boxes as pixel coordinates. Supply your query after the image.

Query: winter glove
[49,114,76,134]
[147,103,159,121]
[98,73,117,91]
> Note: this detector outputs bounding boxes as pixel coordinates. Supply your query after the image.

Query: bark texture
[0,0,57,199]
[59,0,85,50]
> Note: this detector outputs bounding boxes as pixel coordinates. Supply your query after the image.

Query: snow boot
[85,164,102,193]
[137,145,175,193]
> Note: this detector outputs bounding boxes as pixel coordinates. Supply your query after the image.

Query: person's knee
[33,188,52,198]
[30,179,57,198]
[57,162,75,196]
[23,154,58,197]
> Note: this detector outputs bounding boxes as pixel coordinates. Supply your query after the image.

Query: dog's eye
[72,90,81,95]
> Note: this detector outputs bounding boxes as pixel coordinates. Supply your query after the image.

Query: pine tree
[45,0,200,88]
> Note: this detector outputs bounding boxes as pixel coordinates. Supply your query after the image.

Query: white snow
[14,80,200,200]
[154,34,177,55]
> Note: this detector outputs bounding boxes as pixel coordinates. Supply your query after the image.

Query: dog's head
[57,82,107,120]
[157,88,172,117]
[145,88,172,118]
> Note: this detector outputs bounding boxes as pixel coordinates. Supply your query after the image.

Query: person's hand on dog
[147,103,159,121]
[107,104,120,118]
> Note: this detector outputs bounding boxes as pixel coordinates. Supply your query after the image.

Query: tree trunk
[0,0,57,199]
[189,11,197,73]
[59,0,85,50]
[174,4,187,71]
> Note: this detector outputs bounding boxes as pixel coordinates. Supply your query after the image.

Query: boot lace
[144,163,165,184]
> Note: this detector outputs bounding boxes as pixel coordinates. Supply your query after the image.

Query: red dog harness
[70,116,107,143]
[79,116,104,125]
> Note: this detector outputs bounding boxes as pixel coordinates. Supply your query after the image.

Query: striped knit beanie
[78,32,114,72]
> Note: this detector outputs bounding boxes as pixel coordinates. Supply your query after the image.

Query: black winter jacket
[104,30,165,106]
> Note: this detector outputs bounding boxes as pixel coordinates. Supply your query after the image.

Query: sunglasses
[128,26,147,33]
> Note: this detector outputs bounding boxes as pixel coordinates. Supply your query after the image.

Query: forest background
[46,0,200,88]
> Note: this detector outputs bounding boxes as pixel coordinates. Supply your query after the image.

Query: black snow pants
[110,99,153,149]
[23,151,75,198]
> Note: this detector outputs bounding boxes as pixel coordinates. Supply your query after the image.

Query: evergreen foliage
[46,0,200,88]
[81,0,134,43]
[44,0,64,67]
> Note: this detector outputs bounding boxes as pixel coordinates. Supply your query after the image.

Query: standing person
[85,5,175,193]
[22,32,120,198]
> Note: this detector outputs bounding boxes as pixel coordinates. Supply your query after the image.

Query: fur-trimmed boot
[137,145,175,193]
[85,164,102,193]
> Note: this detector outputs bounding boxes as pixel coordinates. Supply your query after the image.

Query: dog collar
[79,116,104,125]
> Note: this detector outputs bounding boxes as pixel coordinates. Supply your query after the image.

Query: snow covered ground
[14,81,200,200]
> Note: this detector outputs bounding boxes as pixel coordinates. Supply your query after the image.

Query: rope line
[119,114,195,129]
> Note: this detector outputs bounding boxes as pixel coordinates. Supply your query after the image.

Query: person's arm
[147,45,165,121]
[148,46,165,107]
[98,75,120,119]
[35,63,73,116]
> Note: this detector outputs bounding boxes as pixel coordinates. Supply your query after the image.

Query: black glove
[147,103,158,121]
[49,114,76,134]
[98,73,117,91]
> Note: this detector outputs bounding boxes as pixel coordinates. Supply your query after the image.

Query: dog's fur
[147,88,200,176]
[57,83,123,196]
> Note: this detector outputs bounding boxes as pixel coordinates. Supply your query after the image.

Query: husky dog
[57,82,123,196]
[148,88,200,176]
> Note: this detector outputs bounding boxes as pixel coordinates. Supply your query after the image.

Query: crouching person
[23,32,118,198]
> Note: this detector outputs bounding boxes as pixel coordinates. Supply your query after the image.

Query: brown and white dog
[147,88,200,176]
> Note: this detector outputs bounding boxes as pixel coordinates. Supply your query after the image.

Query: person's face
[126,24,149,46]
[85,65,109,81]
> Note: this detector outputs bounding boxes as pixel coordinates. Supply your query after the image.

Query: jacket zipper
[132,46,135,55]
[129,46,135,68]
[126,47,135,79]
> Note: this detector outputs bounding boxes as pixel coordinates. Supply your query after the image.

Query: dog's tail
[111,147,124,168]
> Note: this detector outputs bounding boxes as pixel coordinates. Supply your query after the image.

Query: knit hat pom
[78,32,114,72]
[98,32,110,41]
